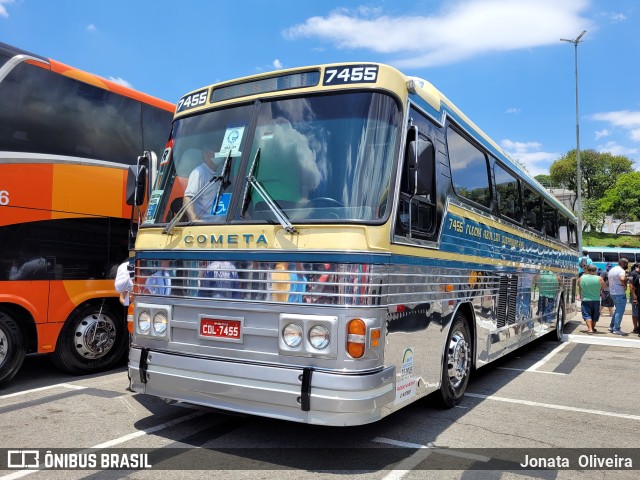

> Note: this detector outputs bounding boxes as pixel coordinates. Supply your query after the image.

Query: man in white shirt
[114,260,133,306]
[607,258,629,335]
[183,148,224,221]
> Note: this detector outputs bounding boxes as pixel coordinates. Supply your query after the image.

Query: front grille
[134,259,386,306]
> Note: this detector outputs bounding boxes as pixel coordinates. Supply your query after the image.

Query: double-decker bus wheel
[0,311,26,386]
[438,312,472,408]
[52,303,127,375]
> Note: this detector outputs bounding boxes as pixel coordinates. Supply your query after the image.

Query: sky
[1,0,639,177]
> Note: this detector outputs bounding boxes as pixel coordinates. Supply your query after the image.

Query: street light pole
[561,30,586,254]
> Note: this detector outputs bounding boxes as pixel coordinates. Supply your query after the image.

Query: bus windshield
[148,91,401,225]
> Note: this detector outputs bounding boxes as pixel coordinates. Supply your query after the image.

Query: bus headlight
[283,323,303,348]
[308,325,330,349]
[138,311,151,334]
[153,311,168,335]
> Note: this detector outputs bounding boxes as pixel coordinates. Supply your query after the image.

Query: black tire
[0,311,26,386]
[51,303,127,375]
[438,313,472,408]
[553,299,565,342]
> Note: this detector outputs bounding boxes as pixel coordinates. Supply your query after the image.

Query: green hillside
[583,232,640,248]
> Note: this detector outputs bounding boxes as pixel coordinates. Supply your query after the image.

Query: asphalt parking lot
[1,321,639,480]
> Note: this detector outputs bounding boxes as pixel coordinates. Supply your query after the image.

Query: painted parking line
[496,367,566,375]
[496,342,569,375]
[528,342,569,371]
[0,411,207,480]
[563,332,640,348]
[0,383,86,400]
[373,437,490,480]
[465,393,640,421]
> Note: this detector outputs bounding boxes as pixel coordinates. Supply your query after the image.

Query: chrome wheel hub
[447,331,470,388]
[0,329,7,364]
[73,313,116,359]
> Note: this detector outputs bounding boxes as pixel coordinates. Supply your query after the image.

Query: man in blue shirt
[578,250,592,277]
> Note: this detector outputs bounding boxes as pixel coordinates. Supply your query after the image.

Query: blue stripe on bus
[136,250,391,264]
[136,249,574,273]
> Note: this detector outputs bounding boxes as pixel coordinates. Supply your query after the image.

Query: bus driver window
[397,135,436,238]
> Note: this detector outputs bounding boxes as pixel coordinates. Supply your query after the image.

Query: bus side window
[397,134,436,238]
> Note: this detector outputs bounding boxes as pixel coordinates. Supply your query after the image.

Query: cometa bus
[125,62,578,426]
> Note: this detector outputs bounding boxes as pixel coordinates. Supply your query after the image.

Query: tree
[599,172,640,232]
[582,198,605,232]
[534,174,551,188]
[549,149,634,206]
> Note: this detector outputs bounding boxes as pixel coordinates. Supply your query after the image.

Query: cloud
[597,11,627,22]
[594,129,610,140]
[590,110,640,129]
[283,0,592,68]
[107,76,133,89]
[505,107,521,114]
[86,24,97,32]
[272,58,283,69]
[0,0,15,18]
[596,141,638,156]
[501,139,560,176]
[591,110,640,143]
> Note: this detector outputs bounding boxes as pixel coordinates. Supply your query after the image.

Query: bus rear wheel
[438,313,472,408]
[52,303,127,375]
[0,311,26,386]
[553,300,565,342]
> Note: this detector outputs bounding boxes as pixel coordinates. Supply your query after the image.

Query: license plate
[200,318,241,340]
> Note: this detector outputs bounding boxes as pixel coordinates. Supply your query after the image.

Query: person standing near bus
[599,263,614,316]
[608,258,629,335]
[628,263,640,334]
[578,250,592,279]
[578,265,606,334]
[115,259,134,306]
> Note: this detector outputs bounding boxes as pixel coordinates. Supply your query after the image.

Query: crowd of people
[578,250,640,337]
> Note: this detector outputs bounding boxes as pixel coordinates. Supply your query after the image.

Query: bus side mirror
[126,164,147,206]
[407,139,435,196]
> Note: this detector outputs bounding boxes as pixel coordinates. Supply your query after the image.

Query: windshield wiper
[240,148,297,234]
[162,150,232,235]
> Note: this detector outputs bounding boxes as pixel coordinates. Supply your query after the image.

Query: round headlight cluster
[308,325,330,349]
[153,312,168,335]
[138,311,151,333]
[283,323,303,348]
[282,323,331,350]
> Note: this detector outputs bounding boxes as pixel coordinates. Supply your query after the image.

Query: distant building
[549,188,575,211]
[548,187,640,234]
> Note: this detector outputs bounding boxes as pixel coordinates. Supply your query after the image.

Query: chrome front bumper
[129,347,396,426]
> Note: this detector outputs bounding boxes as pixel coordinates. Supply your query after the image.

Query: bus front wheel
[0,311,26,386]
[52,303,127,375]
[438,313,472,408]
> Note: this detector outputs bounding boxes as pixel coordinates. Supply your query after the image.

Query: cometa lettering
[184,233,268,246]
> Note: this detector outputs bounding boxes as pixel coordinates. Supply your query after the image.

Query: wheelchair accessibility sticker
[211,193,231,216]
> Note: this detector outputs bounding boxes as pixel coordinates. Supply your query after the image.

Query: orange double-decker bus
[0,42,174,385]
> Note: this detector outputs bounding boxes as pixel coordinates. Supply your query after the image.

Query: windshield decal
[211,192,232,216]
[217,125,245,158]
[159,147,171,166]
[144,190,164,224]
